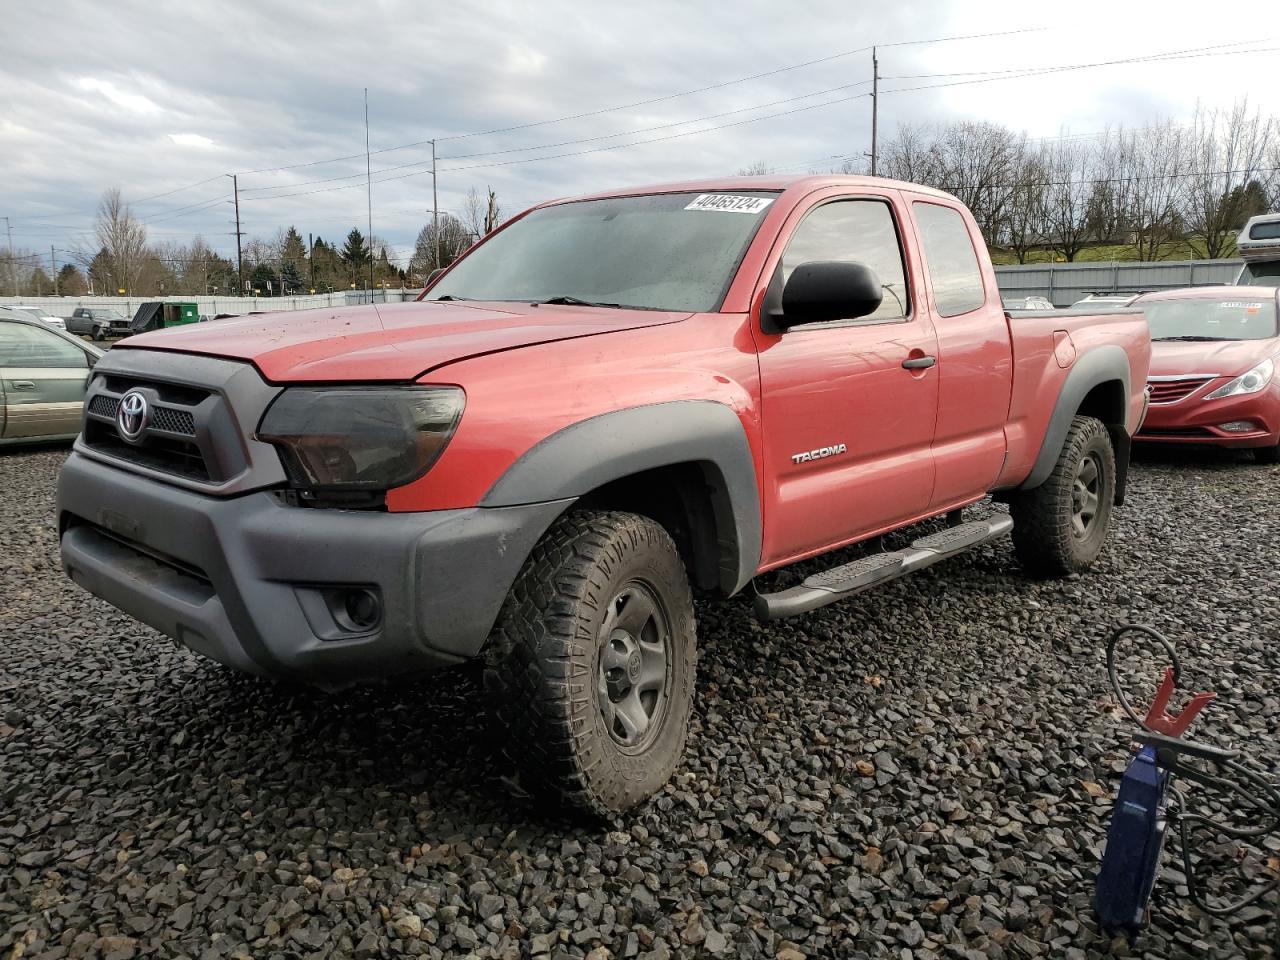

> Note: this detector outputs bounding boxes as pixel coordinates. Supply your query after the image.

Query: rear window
[1249,221,1280,240]
[913,202,986,317]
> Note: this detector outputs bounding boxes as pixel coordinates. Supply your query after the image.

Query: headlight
[258,386,464,493]
[1204,358,1275,400]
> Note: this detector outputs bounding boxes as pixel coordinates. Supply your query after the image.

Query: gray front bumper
[57,452,569,687]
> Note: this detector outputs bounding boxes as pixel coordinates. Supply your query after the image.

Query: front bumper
[1136,386,1280,449]
[58,452,569,687]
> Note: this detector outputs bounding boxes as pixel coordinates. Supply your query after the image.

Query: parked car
[1071,293,1142,311]
[57,175,1151,814]
[1002,296,1054,311]
[2,304,67,330]
[1,313,103,446]
[1133,286,1280,462]
[65,307,133,341]
[1236,212,1280,286]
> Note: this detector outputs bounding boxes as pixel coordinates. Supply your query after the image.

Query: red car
[58,176,1150,814]
[1134,287,1280,463]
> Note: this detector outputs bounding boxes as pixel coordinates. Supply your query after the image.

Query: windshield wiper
[432,294,472,301]
[534,295,625,308]
[1152,335,1242,342]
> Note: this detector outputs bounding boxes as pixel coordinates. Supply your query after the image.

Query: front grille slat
[1147,377,1215,405]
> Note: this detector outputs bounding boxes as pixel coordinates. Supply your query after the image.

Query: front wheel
[1009,415,1116,578]
[91,326,105,342]
[484,510,696,817]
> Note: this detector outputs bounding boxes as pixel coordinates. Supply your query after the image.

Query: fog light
[1219,421,1259,433]
[340,589,382,630]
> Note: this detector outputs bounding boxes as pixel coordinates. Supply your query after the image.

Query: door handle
[901,356,936,370]
[12,380,36,390]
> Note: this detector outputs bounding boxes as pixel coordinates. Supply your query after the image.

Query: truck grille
[82,375,218,482]
[1146,377,1215,405]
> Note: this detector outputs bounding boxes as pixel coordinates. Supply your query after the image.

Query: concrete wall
[993,259,1244,306]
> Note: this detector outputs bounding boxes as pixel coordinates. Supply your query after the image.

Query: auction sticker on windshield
[684,194,775,214]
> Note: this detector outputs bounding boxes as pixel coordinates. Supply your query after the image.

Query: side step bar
[753,517,1014,621]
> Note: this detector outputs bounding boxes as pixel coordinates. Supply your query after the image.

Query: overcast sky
[3,0,1277,268]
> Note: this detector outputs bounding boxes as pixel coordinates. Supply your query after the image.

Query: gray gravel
[2,445,1277,959]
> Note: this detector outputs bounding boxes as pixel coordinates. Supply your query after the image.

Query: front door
[0,323,91,439]
[755,191,939,568]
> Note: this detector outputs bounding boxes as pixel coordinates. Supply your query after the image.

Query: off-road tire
[1009,415,1116,578]
[1254,443,1279,465]
[484,510,696,817]
[91,326,105,342]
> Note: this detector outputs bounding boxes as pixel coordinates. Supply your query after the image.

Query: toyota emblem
[116,390,150,442]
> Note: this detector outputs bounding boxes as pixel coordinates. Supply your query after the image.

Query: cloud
[169,133,215,148]
[1,0,1275,267]
[75,77,162,115]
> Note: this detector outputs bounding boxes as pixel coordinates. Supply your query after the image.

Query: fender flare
[1021,344,1131,491]
[481,400,762,594]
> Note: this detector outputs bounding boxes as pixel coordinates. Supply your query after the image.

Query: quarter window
[913,202,986,317]
[780,199,910,322]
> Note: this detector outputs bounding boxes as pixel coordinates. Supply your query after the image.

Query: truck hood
[116,300,691,382]
[1148,337,1280,379]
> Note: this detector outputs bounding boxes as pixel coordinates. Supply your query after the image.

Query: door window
[0,323,88,368]
[913,202,986,317]
[780,199,911,322]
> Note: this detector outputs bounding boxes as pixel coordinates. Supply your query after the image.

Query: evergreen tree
[340,228,372,287]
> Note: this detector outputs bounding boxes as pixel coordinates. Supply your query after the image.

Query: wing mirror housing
[766,260,884,332]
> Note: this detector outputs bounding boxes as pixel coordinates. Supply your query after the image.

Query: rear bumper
[1136,386,1279,449]
[57,452,569,687]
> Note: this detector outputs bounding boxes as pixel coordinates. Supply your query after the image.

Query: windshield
[428,191,778,312]
[1240,260,1280,287]
[95,309,126,320]
[1143,297,1278,341]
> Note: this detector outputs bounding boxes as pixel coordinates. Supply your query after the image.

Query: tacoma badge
[791,443,848,464]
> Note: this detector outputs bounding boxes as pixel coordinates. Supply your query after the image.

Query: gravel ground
[1,445,1277,960]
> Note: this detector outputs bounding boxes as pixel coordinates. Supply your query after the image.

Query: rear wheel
[1010,416,1116,578]
[484,510,696,817]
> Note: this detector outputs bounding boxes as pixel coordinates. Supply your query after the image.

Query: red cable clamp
[1143,667,1215,737]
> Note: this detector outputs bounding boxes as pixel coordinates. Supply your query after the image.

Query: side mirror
[771,260,883,330]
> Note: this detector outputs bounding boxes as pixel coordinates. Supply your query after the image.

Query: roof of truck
[550,174,958,207]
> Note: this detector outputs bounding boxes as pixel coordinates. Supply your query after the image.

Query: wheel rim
[596,580,670,751]
[1071,453,1102,539]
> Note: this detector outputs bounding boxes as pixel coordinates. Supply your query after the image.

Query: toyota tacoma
[58,176,1151,815]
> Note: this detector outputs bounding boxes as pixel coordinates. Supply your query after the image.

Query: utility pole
[308,232,315,291]
[51,245,58,295]
[365,88,374,297]
[228,174,244,294]
[3,216,13,296]
[431,139,440,271]
[870,46,879,176]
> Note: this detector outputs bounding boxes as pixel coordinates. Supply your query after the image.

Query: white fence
[0,289,423,319]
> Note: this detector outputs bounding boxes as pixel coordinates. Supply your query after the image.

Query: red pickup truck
[57,176,1150,815]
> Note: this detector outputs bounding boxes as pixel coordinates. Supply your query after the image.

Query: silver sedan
[0,313,104,446]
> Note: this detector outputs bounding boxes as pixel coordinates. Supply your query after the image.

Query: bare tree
[409,214,472,279]
[1041,138,1094,261]
[736,161,772,176]
[1182,100,1277,259]
[880,121,1028,246]
[1003,151,1048,264]
[1124,121,1186,261]
[93,188,149,293]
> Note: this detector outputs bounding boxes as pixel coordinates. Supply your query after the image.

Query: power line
[231,26,1046,178]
